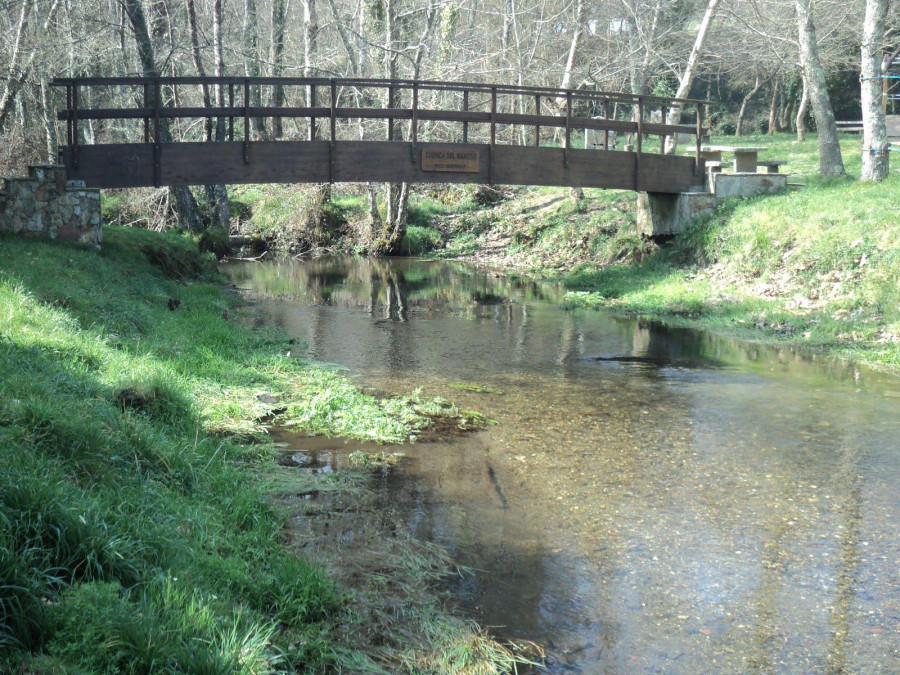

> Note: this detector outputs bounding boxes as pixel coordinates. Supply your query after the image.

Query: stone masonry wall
[0,165,102,248]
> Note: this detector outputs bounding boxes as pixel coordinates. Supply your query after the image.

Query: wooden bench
[836,121,864,133]
[887,115,900,143]
[757,160,787,174]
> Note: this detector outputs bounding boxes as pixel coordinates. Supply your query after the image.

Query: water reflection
[223,257,900,674]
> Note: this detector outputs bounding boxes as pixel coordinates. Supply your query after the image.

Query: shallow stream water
[223,256,900,674]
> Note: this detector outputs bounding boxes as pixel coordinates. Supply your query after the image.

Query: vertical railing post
[634,97,644,191]
[309,84,317,140]
[636,98,643,154]
[243,78,250,164]
[410,81,418,162]
[695,103,704,174]
[659,104,667,154]
[388,85,395,141]
[143,84,150,144]
[462,90,469,143]
[489,86,496,185]
[228,83,235,141]
[329,78,336,182]
[603,99,611,150]
[71,83,80,169]
[65,85,73,154]
[153,78,161,187]
[564,91,572,167]
[534,94,540,147]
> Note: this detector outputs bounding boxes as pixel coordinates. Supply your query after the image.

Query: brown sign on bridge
[52,77,708,194]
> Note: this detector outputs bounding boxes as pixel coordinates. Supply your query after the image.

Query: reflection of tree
[826,444,863,674]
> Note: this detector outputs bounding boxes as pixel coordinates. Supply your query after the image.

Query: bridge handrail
[56,105,699,136]
[50,75,710,108]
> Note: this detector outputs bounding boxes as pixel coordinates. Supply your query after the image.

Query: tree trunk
[301,0,318,78]
[560,0,585,92]
[122,0,203,232]
[795,0,844,176]
[0,0,33,131]
[860,0,890,181]
[796,74,809,141]
[185,0,213,141]
[242,0,267,139]
[767,79,780,135]
[271,0,288,139]
[664,0,722,153]
[39,69,57,162]
[212,0,231,229]
[736,74,762,137]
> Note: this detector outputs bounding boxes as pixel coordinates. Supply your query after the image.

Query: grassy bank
[0,227,516,673]
[427,133,900,371]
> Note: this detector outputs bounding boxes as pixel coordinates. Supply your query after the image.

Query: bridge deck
[52,77,708,194]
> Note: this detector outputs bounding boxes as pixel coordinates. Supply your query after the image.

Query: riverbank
[0,227,523,673]
[433,134,900,372]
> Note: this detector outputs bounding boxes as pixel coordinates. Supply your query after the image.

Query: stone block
[27,214,44,232]
[709,173,787,200]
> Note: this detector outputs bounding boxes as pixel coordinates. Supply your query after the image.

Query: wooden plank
[60,144,154,188]
[50,76,710,107]
[61,140,700,193]
[886,114,900,140]
[164,142,331,185]
[56,106,699,139]
[492,146,699,193]
[57,106,705,136]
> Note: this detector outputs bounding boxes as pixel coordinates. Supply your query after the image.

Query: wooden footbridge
[52,77,707,194]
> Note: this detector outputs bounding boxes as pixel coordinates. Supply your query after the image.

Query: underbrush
[0,227,493,672]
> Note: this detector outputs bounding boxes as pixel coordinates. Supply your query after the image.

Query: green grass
[421,132,899,369]
[558,133,900,369]
[0,226,496,672]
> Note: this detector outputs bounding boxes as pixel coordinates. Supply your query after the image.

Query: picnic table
[701,145,767,173]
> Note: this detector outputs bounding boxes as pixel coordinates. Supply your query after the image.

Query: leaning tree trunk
[736,74,762,136]
[860,0,890,181]
[664,0,721,153]
[767,79,781,134]
[795,0,844,176]
[796,73,810,141]
[123,0,203,232]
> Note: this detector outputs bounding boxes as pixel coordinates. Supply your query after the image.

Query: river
[223,256,900,674]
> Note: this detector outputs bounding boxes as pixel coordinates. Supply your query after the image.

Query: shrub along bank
[0,227,514,673]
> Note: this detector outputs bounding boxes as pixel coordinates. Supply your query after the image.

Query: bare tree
[664,0,722,153]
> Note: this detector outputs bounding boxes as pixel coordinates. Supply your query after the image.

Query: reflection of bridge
[52,77,707,194]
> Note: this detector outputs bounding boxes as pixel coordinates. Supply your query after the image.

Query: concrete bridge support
[638,173,788,240]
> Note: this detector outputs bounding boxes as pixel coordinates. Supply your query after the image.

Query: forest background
[2,0,899,248]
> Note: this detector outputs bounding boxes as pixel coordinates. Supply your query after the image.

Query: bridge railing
[52,76,708,171]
